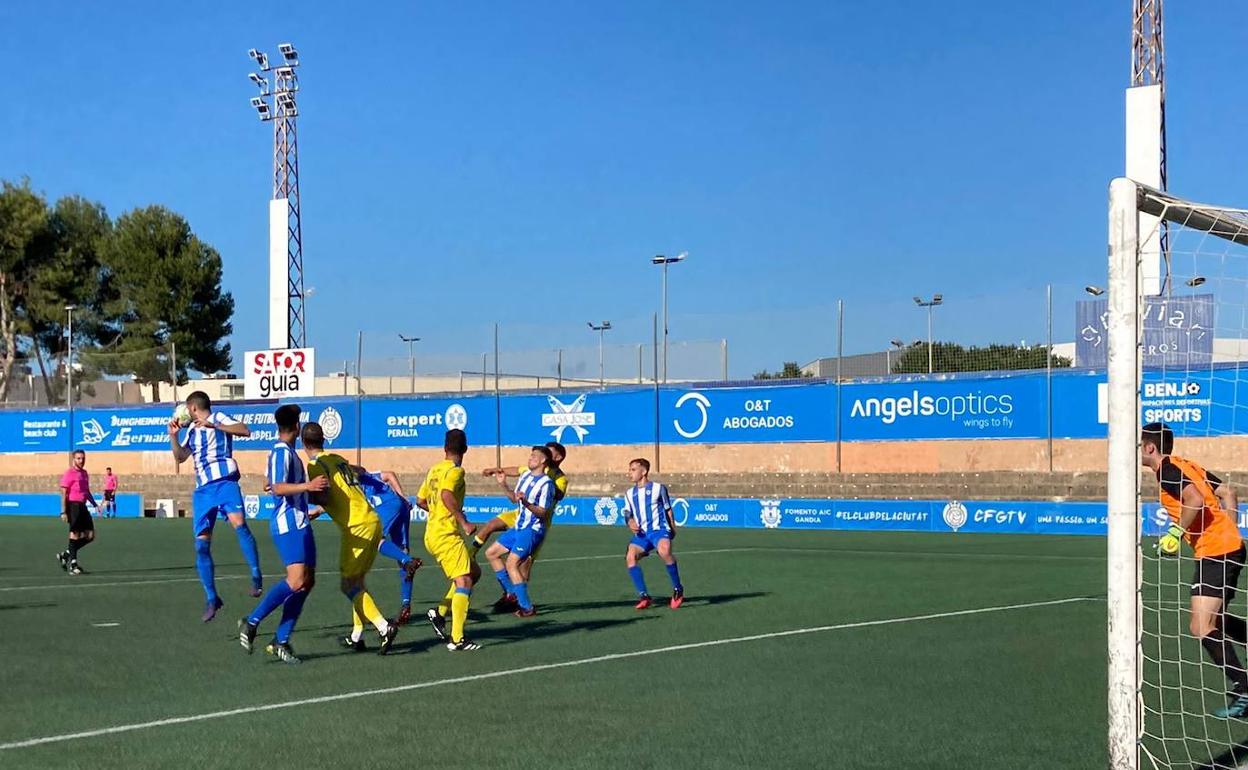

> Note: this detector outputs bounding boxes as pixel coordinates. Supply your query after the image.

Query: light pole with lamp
[913,294,943,374]
[398,333,420,394]
[652,252,687,383]
[587,321,612,386]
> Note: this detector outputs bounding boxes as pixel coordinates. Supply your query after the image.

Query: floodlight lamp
[932,293,943,304]
[912,296,922,305]
[1084,285,1105,297]
[278,42,298,62]
[890,339,904,348]
[275,66,295,81]
[1187,276,1207,287]
[603,321,613,330]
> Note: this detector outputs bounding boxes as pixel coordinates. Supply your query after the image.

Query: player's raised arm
[168,420,191,464]
[207,412,250,438]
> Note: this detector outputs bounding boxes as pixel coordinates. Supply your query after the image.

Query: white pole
[1106,177,1141,770]
[66,306,74,457]
[661,262,669,384]
[927,305,934,374]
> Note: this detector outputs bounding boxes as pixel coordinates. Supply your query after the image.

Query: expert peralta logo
[319,407,343,442]
[593,497,619,526]
[760,499,782,529]
[942,501,968,532]
[445,404,468,430]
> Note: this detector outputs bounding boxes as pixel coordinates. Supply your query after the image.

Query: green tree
[753,361,812,380]
[25,195,115,403]
[0,179,49,401]
[891,342,1072,374]
[101,206,234,401]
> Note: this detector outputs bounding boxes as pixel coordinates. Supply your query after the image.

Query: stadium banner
[0,492,142,518]
[1076,294,1214,369]
[9,368,1248,453]
[244,348,316,400]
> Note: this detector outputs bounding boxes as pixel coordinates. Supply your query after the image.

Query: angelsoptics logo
[849,388,1014,430]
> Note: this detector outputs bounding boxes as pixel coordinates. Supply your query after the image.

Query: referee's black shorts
[65,501,94,533]
[1191,547,1247,602]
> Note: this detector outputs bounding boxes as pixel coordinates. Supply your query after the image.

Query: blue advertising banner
[0,492,142,518]
[839,374,1046,441]
[1077,294,1214,368]
[11,366,1248,454]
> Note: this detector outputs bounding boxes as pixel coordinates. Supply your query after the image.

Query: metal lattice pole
[1131,1,1169,291]
[248,43,306,349]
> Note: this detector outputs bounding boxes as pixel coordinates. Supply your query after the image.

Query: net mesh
[1131,189,1248,769]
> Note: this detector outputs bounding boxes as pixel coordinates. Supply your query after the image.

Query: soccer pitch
[0,518,1107,769]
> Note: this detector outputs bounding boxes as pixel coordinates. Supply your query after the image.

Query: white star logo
[541,394,596,443]
[445,404,468,430]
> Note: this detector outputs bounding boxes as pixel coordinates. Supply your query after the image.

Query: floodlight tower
[1129,1,1167,295]
[248,43,306,349]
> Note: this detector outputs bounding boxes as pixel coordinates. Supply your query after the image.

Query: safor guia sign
[244,348,316,400]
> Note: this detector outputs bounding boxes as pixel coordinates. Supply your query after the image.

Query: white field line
[0,595,1096,751]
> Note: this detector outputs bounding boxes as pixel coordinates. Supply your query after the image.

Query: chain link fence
[7,282,1223,406]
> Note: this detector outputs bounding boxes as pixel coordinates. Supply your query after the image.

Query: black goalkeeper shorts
[1192,547,1247,601]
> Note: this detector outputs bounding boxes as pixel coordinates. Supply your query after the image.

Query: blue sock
[665,562,683,591]
[195,538,218,604]
[399,567,413,607]
[513,581,533,611]
[495,568,515,595]
[274,590,309,644]
[378,539,410,566]
[247,580,294,626]
[628,565,648,596]
[234,524,262,585]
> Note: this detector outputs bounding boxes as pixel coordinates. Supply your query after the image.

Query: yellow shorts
[426,532,471,580]
[339,521,381,578]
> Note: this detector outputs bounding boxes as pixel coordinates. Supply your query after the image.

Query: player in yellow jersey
[418,429,482,651]
[301,422,405,655]
[474,440,569,611]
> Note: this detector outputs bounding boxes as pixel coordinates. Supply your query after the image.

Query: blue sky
[2,2,1246,378]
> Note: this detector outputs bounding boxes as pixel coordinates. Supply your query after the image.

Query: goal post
[1108,177,1142,770]
[1108,177,1248,770]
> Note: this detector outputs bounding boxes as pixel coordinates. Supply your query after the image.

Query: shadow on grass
[538,591,770,614]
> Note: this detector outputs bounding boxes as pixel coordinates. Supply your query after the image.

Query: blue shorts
[498,526,545,560]
[272,526,316,568]
[377,499,411,551]
[192,477,245,536]
[630,530,671,554]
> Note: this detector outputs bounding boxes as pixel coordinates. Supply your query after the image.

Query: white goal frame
[1107,177,1248,770]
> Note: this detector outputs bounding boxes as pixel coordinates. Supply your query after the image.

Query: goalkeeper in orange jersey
[1143,422,1248,717]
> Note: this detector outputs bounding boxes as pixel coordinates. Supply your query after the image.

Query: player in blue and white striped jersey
[485,445,556,617]
[168,390,264,622]
[356,468,421,624]
[238,404,327,664]
[623,458,684,610]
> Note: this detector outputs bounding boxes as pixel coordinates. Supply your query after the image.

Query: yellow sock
[451,588,471,642]
[352,590,389,634]
[438,583,455,617]
[351,604,366,641]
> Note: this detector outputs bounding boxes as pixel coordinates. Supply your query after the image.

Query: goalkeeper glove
[1157,525,1185,556]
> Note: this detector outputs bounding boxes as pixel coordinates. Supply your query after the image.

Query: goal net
[1109,178,1248,769]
